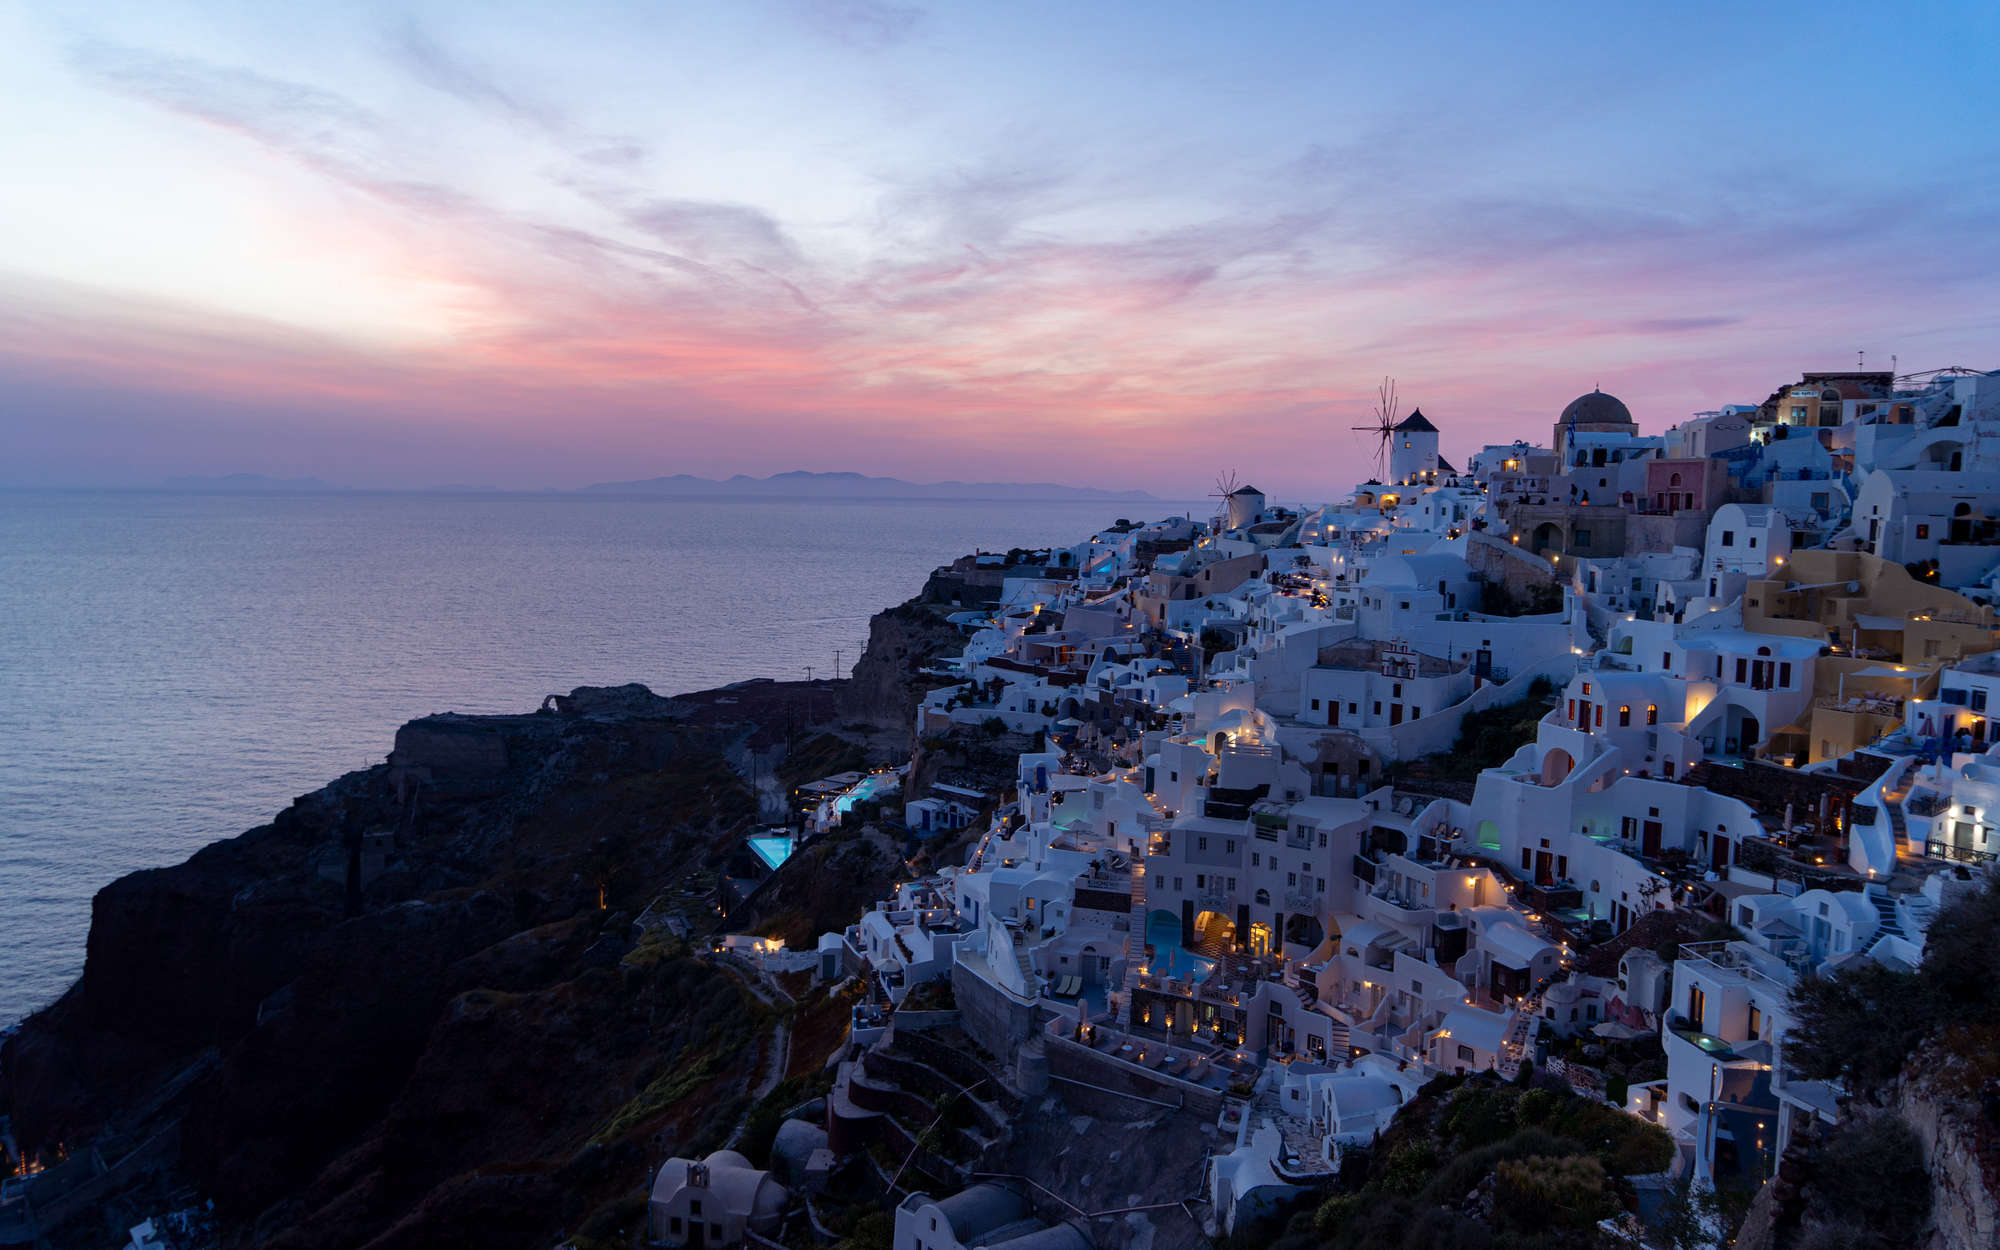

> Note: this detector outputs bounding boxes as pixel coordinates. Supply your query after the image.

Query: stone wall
[951,962,1041,1063]
[1044,1034,1224,1119]
[1899,1075,2000,1250]
[1466,532,1558,598]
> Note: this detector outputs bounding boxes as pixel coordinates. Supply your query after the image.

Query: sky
[2,1,1997,497]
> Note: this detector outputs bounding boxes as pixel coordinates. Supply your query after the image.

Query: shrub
[1379,1139,1440,1194]
[1492,1154,1615,1230]
[1313,1192,1363,1238]
[1803,1114,1931,1247]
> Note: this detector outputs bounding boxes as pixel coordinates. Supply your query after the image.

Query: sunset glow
[4,1,1997,493]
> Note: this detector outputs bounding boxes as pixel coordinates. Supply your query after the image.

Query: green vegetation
[1390,679,1556,788]
[778,733,871,790]
[1270,1076,1673,1250]
[738,1070,836,1168]
[1794,1115,1932,1250]
[1788,876,2000,1088]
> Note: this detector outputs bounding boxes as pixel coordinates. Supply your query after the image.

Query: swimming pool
[749,834,795,871]
[1145,910,1215,983]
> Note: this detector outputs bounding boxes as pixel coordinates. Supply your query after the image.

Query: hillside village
[702,370,2000,1250]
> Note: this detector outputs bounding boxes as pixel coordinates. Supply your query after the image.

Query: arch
[1669,471,1683,487]
[1194,909,1236,949]
[1956,502,1973,517]
[1254,887,1271,906]
[1531,521,1565,555]
[1540,748,1575,786]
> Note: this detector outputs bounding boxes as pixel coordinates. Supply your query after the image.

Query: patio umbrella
[1592,1021,1647,1040]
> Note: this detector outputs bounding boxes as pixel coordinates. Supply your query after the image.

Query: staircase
[1865,886,1906,940]
[1882,777,1914,856]
[1498,1008,1536,1079]
[1118,859,1149,1023]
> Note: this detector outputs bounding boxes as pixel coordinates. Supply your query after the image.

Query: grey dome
[1560,389,1633,427]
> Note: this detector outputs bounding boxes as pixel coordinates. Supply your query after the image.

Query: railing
[1677,940,1795,996]
[1926,840,1998,866]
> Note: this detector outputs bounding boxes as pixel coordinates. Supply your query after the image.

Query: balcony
[1926,840,1997,866]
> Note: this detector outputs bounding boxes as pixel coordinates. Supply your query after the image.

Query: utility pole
[834,649,842,680]
[806,665,814,683]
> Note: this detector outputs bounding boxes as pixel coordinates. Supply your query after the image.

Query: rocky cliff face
[1,685,775,1249]
[841,600,962,732]
[1900,1070,2000,1249]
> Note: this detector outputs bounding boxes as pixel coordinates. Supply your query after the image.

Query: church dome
[1560,389,1633,427]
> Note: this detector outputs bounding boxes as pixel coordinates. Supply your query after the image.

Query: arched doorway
[1541,747,1575,786]
[1531,521,1565,555]
[1194,909,1236,954]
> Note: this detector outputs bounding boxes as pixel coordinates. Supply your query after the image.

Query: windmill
[1350,376,1399,480]
[1209,470,1241,526]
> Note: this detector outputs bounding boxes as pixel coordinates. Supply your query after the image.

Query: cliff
[841,599,963,731]
[0,685,783,1248]
[1,589,963,1247]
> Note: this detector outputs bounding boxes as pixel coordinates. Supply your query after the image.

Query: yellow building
[1747,551,1998,765]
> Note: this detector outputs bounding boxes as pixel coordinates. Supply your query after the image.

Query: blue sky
[2,1,1995,494]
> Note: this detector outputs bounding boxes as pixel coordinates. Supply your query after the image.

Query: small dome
[1560,389,1633,427]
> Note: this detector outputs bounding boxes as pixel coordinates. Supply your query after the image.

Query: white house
[648,1150,788,1248]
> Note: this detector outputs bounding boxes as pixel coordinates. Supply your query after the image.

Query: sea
[0,489,1197,1027]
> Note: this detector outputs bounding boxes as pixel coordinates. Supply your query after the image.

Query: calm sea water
[0,490,1190,1026]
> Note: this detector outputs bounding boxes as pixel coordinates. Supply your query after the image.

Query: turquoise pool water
[1145,910,1215,982]
[749,834,795,871]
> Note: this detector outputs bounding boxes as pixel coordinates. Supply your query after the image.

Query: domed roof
[1560,389,1633,427]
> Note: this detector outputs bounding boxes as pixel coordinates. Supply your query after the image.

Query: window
[1252,853,1261,867]
[1348,702,1358,714]
[1173,877,1183,891]
[1196,874,1205,888]
[1198,837,1208,851]
[1317,877,1326,892]
[1310,698,1321,711]
[1226,839,1237,853]
[1619,705,1631,727]
[1748,1004,1762,1040]
[1575,528,1592,546]
[1721,530,1735,546]
[1372,701,1382,715]
[1521,848,1532,870]
[1582,682,1591,695]
[1975,689,1990,713]
[1595,703,1604,728]
[1749,536,1758,548]
[1663,652,1672,670]
[1288,872,1297,886]
[1647,704,1658,725]
[1688,984,1707,1028]
[1458,1043,1476,1062]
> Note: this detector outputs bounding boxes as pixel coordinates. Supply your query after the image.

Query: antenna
[1350,376,1399,479]
[1858,349,1865,370]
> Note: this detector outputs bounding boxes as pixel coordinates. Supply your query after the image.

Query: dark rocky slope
[0,667,883,1247]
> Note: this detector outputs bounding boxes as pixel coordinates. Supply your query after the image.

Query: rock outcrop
[842,600,962,731]
[1,686,774,1250]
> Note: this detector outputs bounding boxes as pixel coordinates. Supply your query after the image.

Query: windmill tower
[1210,470,1265,531]
[1351,376,1399,481]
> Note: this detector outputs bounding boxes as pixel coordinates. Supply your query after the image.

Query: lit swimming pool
[749,834,795,871]
[1145,910,1215,983]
